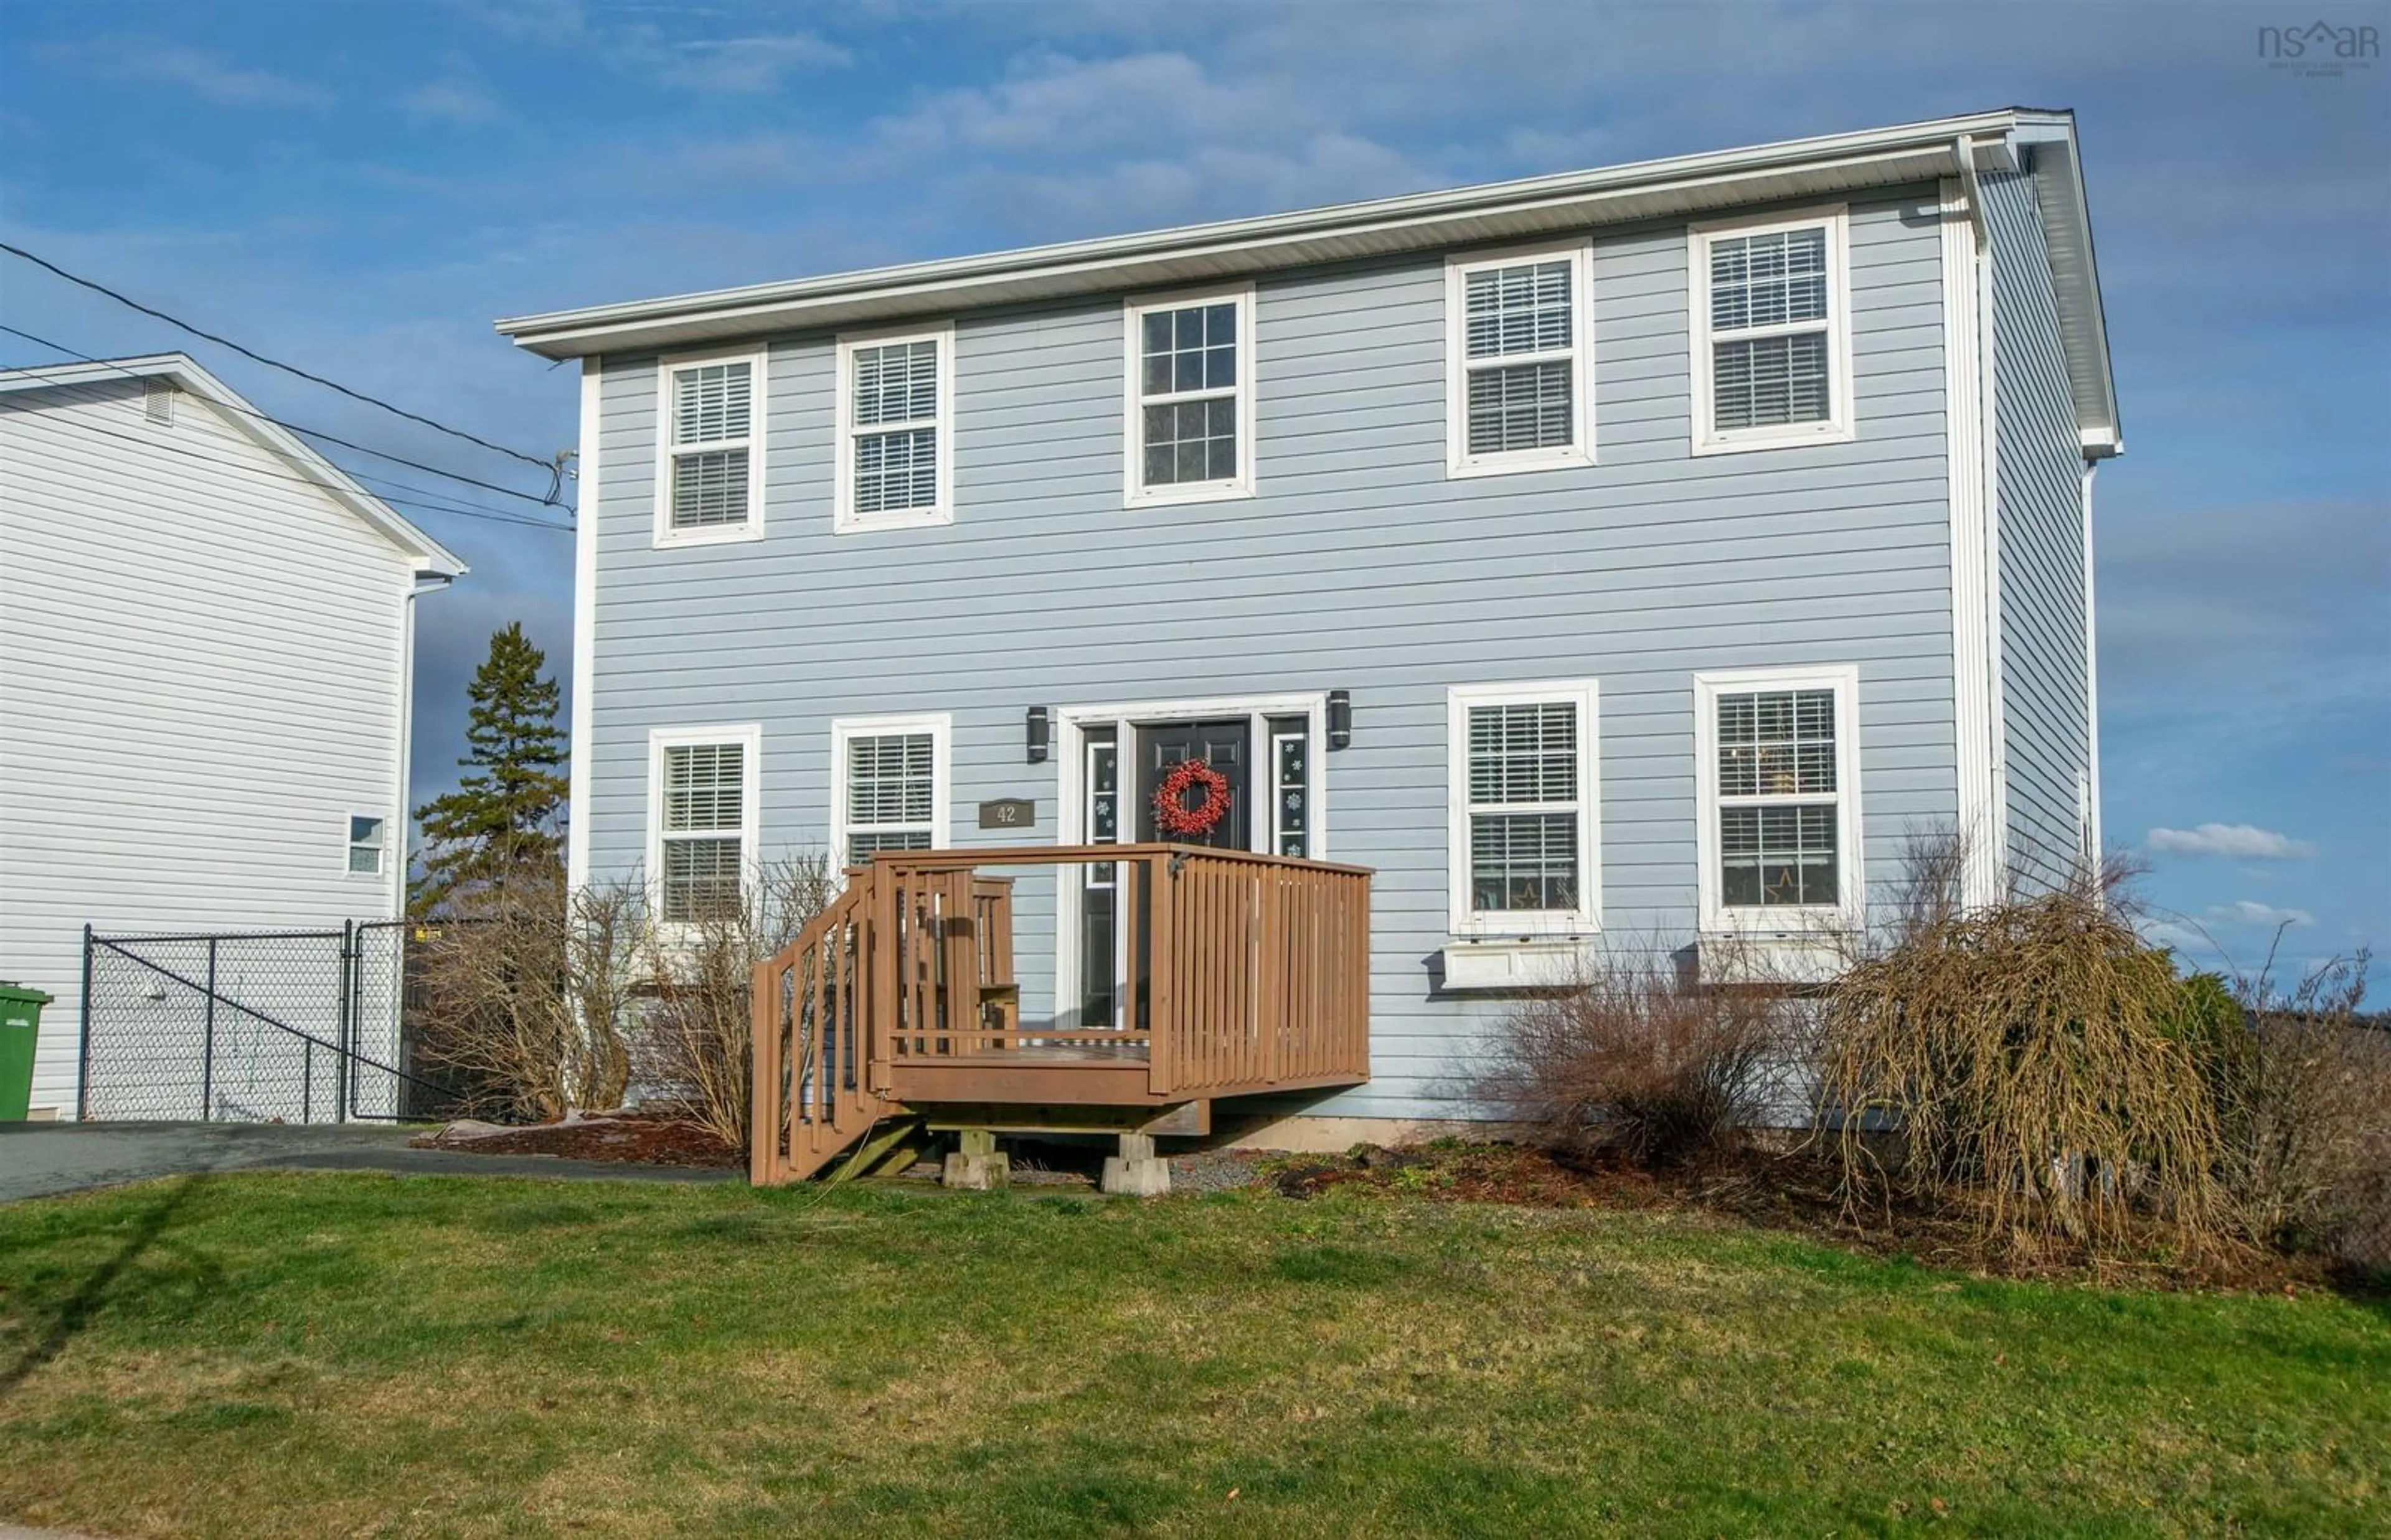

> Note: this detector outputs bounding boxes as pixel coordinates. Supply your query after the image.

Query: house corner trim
[1941,176,1999,905]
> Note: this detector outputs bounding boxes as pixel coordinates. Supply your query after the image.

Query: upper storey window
[1124,286,1254,507]
[836,324,954,533]
[655,350,766,547]
[1689,207,1854,454]
[1445,242,1594,477]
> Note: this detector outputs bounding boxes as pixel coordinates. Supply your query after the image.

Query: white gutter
[498,109,2040,359]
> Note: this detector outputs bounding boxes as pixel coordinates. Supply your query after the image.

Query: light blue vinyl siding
[1987,159,2094,886]
[583,189,1958,1119]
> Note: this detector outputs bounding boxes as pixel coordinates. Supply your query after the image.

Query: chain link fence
[77,921,461,1123]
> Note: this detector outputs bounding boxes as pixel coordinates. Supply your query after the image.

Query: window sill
[835,507,952,535]
[1125,481,1254,510]
[653,522,766,550]
[1446,447,1595,481]
[1438,939,1600,992]
[1689,421,1856,458]
[1693,929,1854,985]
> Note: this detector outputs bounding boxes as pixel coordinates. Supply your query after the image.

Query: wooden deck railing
[751,845,1372,1184]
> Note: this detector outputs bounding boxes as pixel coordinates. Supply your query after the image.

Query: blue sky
[2,1,2383,975]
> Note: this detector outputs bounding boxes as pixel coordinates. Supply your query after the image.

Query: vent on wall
[143,377,176,426]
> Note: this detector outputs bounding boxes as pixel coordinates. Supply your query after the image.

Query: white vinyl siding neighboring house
[0,354,461,1118]
[502,110,2118,1134]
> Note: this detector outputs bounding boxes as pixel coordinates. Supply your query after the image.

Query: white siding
[0,376,417,1115]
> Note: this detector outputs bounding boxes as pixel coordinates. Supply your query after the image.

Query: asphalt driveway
[0,1121,738,1202]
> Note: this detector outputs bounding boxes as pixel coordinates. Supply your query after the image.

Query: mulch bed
[414,1111,744,1169]
[1260,1140,2379,1297]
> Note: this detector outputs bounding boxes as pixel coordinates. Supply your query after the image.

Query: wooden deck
[750,845,1373,1183]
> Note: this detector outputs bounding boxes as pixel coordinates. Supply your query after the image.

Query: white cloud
[2205,901,2314,929]
[40,35,332,109]
[2146,824,2317,860]
[404,74,502,125]
[654,34,853,92]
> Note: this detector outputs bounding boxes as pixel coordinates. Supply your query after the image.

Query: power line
[2,356,573,534]
[0,240,561,477]
[0,324,570,509]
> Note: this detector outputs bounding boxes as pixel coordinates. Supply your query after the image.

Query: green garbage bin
[0,982,52,1122]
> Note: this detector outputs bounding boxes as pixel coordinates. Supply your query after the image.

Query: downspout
[1955,134,1990,254]
[2079,461,2103,863]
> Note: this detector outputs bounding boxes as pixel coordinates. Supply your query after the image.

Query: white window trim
[345,814,387,878]
[1445,239,1596,479]
[645,724,763,921]
[652,346,768,548]
[833,321,955,533]
[1445,680,1603,939]
[828,713,953,870]
[1687,205,1856,457]
[1692,664,1865,937]
[1121,283,1257,509]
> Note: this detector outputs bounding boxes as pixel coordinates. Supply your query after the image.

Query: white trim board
[644,723,763,921]
[1444,678,1603,939]
[1443,238,1596,479]
[828,712,954,868]
[1687,204,1856,456]
[833,321,956,533]
[567,358,601,891]
[651,345,769,549]
[1120,283,1257,509]
[1691,664,1866,937]
[1940,176,2000,906]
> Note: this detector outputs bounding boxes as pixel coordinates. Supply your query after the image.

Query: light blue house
[498,108,2116,1146]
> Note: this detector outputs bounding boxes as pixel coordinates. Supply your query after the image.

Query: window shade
[664,743,745,832]
[673,362,751,446]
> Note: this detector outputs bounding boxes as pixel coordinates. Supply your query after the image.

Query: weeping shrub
[1817,890,2225,1257]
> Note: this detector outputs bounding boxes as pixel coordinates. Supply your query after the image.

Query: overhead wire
[0,241,562,478]
[0,323,570,509]
[0,353,573,534]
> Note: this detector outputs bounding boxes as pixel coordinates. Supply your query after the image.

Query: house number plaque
[977,798,1035,830]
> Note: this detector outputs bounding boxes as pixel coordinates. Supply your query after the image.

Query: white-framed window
[647,725,761,923]
[1687,207,1854,455]
[1693,665,1864,933]
[1123,284,1255,507]
[653,348,767,547]
[834,323,954,532]
[1446,680,1602,937]
[829,714,951,869]
[1445,241,1595,477]
[346,815,386,876]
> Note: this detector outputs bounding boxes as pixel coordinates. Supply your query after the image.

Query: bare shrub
[1816,888,2227,1258]
[408,871,644,1120]
[1479,948,1802,1168]
[2204,951,2386,1257]
[631,854,837,1149]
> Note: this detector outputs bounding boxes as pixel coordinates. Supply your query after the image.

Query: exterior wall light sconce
[1327,690,1352,751]
[1026,705,1050,764]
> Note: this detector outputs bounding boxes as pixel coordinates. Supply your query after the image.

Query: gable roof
[0,352,467,577]
[494,106,2118,454]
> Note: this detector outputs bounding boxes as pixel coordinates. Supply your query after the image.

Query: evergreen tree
[412,622,568,914]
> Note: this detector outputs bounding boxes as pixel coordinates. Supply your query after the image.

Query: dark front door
[1137,719,1251,850]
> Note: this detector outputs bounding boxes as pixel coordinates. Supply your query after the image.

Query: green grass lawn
[1,1173,2384,1538]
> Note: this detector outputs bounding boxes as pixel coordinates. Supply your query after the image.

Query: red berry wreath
[1151,759,1232,837]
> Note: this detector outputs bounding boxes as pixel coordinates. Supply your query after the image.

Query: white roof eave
[0,353,471,576]
[496,106,2116,456]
